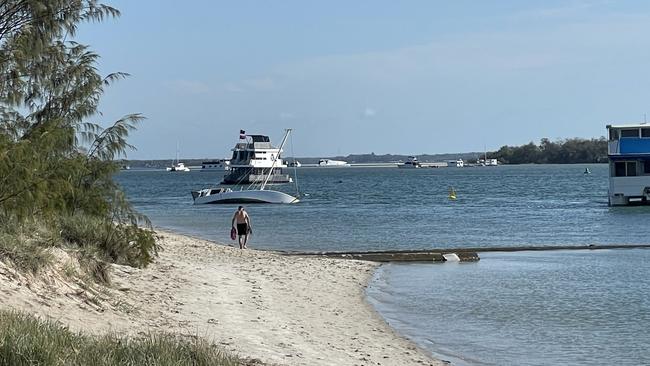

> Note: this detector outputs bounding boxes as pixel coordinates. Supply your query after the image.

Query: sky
[75,0,650,160]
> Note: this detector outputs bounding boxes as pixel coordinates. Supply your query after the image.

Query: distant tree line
[490,138,608,164]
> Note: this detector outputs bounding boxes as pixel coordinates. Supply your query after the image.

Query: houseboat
[607,123,650,205]
[200,159,230,171]
[447,159,465,168]
[221,133,292,185]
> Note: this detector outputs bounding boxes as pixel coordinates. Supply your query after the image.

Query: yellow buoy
[449,187,457,200]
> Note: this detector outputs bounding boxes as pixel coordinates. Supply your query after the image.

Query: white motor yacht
[398,156,422,169]
[222,133,292,184]
[166,162,190,172]
[191,129,300,204]
[318,159,350,167]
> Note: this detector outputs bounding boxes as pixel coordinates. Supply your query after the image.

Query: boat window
[627,161,637,176]
[614,162,626,177]
[645,160,650,174]
[642,128,650,138]
[621,129,639,138]
[609,129,618,141]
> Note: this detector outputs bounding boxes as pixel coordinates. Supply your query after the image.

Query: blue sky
[77,0,650,159]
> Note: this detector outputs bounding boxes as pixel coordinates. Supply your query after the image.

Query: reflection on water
[367,250,650,366]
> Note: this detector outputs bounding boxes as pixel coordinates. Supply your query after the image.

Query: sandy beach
[0,229,442,366]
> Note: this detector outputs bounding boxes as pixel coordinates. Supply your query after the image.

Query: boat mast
[260,129,291,191]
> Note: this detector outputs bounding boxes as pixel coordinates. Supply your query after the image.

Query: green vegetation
[491,137,607,164]
[0,310,240,366]
[0,1,157,273]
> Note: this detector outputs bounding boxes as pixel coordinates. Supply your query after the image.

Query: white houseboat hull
[608,176,650,205]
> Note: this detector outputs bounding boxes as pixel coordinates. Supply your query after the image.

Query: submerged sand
[0,230,442,366]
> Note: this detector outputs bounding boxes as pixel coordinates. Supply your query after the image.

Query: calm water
[367,250,650,366]
[117,164,650,251]
[116,164,650,365]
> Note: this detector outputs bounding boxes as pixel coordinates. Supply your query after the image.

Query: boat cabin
[606,123,650,205]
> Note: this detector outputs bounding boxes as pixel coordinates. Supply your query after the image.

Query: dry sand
[0,230,443,366]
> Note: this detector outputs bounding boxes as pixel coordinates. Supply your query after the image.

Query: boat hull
[192,189,299,204]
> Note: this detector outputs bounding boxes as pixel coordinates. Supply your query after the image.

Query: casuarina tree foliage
[0,1,157,269]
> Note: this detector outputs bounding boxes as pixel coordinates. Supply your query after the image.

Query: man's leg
[238,235,243,249]
[242,234,248,249]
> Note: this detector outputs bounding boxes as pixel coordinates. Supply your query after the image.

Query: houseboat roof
[606,123,650,129]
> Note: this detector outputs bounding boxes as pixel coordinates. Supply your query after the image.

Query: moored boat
[201,159,230,171]
[221,132,292,184]
[318,159,350,167]
[398,156,422,169]
[166,162,190,172]
[191,129,300,204]
[607,123,650,205]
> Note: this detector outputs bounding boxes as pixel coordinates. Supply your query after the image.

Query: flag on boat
[239,130,246,139]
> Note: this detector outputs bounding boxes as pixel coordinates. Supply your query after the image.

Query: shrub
[58,215,158,268]
[0,233,52,274]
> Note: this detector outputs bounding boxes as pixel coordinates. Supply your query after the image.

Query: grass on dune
[0,310,240,366]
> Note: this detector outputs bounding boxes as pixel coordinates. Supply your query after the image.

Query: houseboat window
[615,162,626,177]
[645,160,650,174]
[621,129,639,138]
[642,128,650,138]
[609,129,618,141]
[626,161,637,176]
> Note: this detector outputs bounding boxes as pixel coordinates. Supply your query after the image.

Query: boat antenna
[261,128,291,191]
[290,131,300,197]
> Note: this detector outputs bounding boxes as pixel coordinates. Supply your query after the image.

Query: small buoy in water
[337,180,343,183]
[448,187,457,200]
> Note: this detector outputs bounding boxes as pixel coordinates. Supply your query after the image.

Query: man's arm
[246,213,251,227]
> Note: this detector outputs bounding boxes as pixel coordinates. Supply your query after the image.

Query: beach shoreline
[0,228,443,366]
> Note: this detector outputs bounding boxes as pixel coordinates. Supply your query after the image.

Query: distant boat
[167,142,190,172]
[166,162,190,172]
[201,159,230,171]
[398,156,422,169]
[584,168,591,174]
[318,159,350,167]
[191,129,300,204]
[447,159,465,168]
[288,160,302,168]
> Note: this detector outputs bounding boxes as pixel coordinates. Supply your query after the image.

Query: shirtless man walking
[232,206,252,249]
